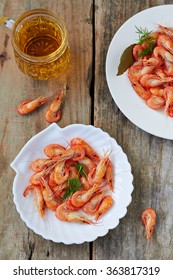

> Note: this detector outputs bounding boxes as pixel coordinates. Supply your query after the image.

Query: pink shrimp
[128,65,154,100]
[71,184,101,207]
[153,46,173,63]
[17,96,47,115]
[23,185,45,218]
[164,60,173,76]
[44,144,66,159]
[53,161,69,184]
[42,188,61,211]
[132,44,144,60]
[157,25,173,38]
[29,164,56,185]
[128,64,155,82]
[140,74,173,88]
[55,201,93,224]
[141,208,156,240]
[142,56,163,67]
[149,87,164,97]
[146,96,166,110]
[70,138,100,162]
[45,91,64,123]
[104,159,114,191]
[30,158,56,172]
[130,80,151,100]
[51,146,85,162]
[77,156,96,172]
[80,176,91,190]
[83,188,109,215]
[88,155,109,185]
[94,196,114,221]
[163,86,173,117]
[157,34,173,54]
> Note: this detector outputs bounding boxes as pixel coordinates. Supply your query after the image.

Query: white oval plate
[11,123,133,244]
[106,5,173,140]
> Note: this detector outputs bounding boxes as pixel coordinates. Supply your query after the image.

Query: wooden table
[1,0,173,260]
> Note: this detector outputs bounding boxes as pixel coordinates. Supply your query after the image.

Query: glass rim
[11,9,68,63]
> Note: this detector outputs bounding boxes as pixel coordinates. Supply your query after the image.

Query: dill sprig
[135,26,155,57]
[75,163,87,178]
[138,40,155,58]
[135,26,152,44]
[61,177,82,201]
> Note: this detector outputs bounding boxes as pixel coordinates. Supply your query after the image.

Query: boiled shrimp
[157,25,173,38]
[45,91,64,123]
[104,159,114,191]
[30,158,56,172]
[83,188,108,215]
[29,164,56,185]
[53,161,69,184]
[42,188,61,211]
[129,79,151,100]
[149,87,164,97]
[140,74,173,88]
[71,184,101,207]
[141,208,156,240]
[157,34,173,54]
[94,196,114,221]
[128,64,155,82]
[77,156,96,172]
[164,86,173,117]
[146,96,165,110]
[44,144,66,159]
[88,154,109,185]
[17,96,47,115]
[55,201,93,224]
[23,185,45,218]
[70,138,100,161]
[132,44,144,61]
[153,46,173,63]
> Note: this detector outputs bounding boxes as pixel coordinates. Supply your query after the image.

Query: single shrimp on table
[45,91,64,123]
[141,208,156,240]
[17,96,47,115]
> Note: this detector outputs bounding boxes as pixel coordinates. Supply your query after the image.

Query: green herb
[135,26,155,57]
[61,177,82,201]
[138,40,155,58]
[135,26,152,44]
[75,163,87,178]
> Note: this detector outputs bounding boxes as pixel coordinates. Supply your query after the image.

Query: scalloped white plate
[10,123,133,244]
[106,5,173,140]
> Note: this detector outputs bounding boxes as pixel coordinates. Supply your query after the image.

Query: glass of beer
[11,9,70,80]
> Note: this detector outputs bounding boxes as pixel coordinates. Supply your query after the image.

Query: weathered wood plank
[93,0,173,259]
[0,0,92,260]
